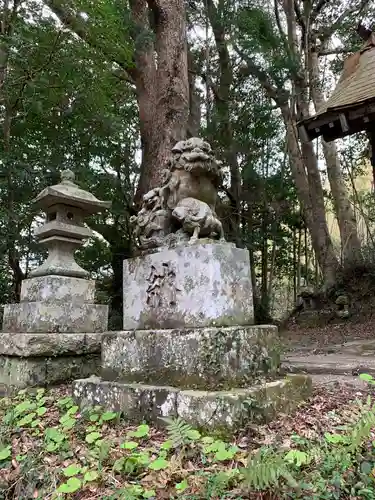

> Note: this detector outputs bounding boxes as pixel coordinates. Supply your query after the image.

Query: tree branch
[274,0,289,49]
[311,0,330,20]
[317,0,372,43]
[318,47,354,56]
[233,44,287,103]
[199,71,223,102]
[293,0,306,31]
[43,0,136,84]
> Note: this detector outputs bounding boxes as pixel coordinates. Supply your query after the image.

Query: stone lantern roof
[33,169,111,214]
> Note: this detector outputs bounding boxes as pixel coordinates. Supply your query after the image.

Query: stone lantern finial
[61,169,75,184]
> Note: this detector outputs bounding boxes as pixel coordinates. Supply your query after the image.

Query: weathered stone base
[123,242,254,329]
[0,332,102,356]
[3,302,108,333]
[0,354,100,395]
[0,332,102,394]
[20,276,96,304]
[102,325,280,389]
[72,374,312,431]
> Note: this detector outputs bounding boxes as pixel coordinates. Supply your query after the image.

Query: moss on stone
[0,353,100,394]
[73,374,313,433]
[102,325,281,389]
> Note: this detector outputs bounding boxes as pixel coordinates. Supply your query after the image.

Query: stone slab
[2,302,108,333]
[309,374,369,389]
[72,374,312,431]
[20,276,95,304]
[102,325,279,389]
[0,332,102,357]
[123,242,253,330]
[0,354,100,394]
[283,354,375,377]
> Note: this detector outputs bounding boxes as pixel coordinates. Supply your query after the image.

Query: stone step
[287,339,375,357]
[309,373,369,389]
[73,374,312,432]
[283,353,375,377]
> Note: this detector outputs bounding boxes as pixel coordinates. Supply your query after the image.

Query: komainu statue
[131,137,226,251]
[172,198,225,243]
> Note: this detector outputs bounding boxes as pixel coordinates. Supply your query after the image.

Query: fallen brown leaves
[0,382,372,499]
[282,317,375,350]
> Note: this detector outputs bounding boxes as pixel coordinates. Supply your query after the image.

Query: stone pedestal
[73,242,312,431]
[0,275,107,393]
[0,170,111,393]
[100,325,278,389]
[123,242,254,329]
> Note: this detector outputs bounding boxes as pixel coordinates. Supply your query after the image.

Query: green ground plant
[0,380,375,499]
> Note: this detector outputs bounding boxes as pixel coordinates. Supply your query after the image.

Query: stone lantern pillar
[0,170,111,393]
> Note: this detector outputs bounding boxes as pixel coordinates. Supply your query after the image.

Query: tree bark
[1,0,25,301]
[281,0,339,285]
[130,0,189,204]
[309,50,362,266]
[206,0,242,244]
[281,104,338,287]
[187,48,201,137]
[45,0,190,204]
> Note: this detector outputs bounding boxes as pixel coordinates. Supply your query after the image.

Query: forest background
[1,0,374,329]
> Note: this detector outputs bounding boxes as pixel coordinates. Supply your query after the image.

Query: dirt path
[281,318,375,388]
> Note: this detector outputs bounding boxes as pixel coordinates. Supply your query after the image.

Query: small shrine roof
[33,170,111,213]
[298,34,375,142]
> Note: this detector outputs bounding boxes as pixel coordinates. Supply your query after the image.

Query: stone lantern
[31,169,111,279]
[0,170,111,391]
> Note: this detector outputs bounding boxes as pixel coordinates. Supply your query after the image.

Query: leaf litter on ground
[0,382,374,499]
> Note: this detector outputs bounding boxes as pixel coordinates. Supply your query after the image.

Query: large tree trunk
[1,0,25,301]
[309,50,362,266]
[44,0,190,203]
[130,0,189,204]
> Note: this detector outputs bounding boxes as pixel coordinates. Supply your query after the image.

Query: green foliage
[1,385,375,498]
[0,0,137,317]
[148,457,169,471]
[242,449,295,490]
[121,440,139,450]
[57,477,82,493]
[63,464,82,477]
[86,431,102,444]
[0,446,11,461]
[235,5,299,86]
[162,417,198,448]
[128,424,150,439]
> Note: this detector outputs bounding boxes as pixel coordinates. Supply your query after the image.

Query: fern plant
[159,417,196,449]
[204,471,234,498]
[241,449,297,491]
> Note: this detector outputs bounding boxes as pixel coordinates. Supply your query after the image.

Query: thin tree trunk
[1,0,25,301]
[297,225,302,291]
[293,227,297,303]
[187,49,201,137]
[206,0,241,244]
[304,225,309,284]
[281,105,338,287]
